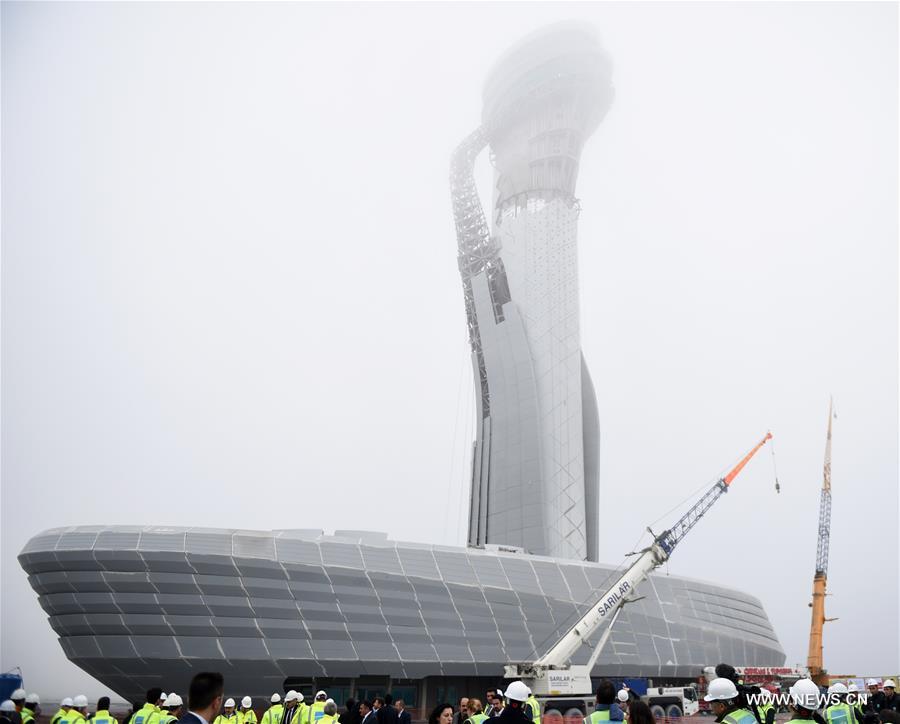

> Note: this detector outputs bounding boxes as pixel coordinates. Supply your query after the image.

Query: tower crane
[807,399,837,686]
[505,432,773,697]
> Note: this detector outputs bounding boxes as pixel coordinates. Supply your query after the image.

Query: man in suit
[178,672,224,724]
[394,701,410,724]
[359,703,375,724]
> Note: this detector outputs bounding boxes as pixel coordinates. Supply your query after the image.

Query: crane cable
[771,437,781,494]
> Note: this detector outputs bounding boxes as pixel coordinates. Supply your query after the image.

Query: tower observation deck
[452,24,614,562]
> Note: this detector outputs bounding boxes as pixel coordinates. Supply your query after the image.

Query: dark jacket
[376,708,398,724]
[397,712,410,724]
[497,706,529,724]
[880,695,900,715]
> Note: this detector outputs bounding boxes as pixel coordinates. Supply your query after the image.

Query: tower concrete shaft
[452,24,612,561]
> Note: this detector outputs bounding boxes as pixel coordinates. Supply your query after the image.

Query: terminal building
[19,23,785,715]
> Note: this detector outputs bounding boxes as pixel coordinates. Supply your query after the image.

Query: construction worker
[163,695,184,724]
[52,698,74,724]
[2,701,16,724]
[282,692,301,724]
[20,695,39,724]
[789,680,822,724]
[261,695,284,724]
[306,693,328,724]
[62,697,90,724]
[319,701,338,724]
[92,697,118,724]
[757,689,775,724]
[497,682,530,724]
[240,698,258,724]
[523,688,540,724]
[864,682,883,716]
[133,690,165,724]
[616,691,630,722]
[465,700,487,724]
[585,680,624,724]
[704,678,756,724]
[215,699,240,724]
[825,684,857,724]
[846,685,864,721]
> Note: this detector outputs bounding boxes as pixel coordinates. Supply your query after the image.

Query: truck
[643,686,700,719]
[504,433,774,719]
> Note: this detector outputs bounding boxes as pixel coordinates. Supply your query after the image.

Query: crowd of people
[3,668,900,724]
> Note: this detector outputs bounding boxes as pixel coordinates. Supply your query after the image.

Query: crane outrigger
[505,432,773,697]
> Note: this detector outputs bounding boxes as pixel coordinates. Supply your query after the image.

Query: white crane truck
[504,433,773,721]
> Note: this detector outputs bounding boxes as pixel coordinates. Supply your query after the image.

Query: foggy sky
[2,1,897,700]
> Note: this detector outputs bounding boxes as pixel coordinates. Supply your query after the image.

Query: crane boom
[807,399,834,685]
[508,432,773,696]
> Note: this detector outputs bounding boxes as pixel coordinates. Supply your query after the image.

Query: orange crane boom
[807,399,837,685]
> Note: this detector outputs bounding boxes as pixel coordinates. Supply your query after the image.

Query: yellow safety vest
[587,711,613,724]
[132,705,159,724]
[93,709,119,724]
[525,698,540,724]
[262,705,284,724]
[826,704,855,724]
[241,711,259,724]
[215,714,240,724]
[722,709,758,724]
[467,716,489,724]
[306,703,326,724]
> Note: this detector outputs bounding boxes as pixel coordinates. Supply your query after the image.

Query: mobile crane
[505,432,773,700]
[807,400,837,686]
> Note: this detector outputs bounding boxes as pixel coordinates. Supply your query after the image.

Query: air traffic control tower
[452,24,613,563]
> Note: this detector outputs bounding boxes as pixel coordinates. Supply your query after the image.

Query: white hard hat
[704,679,739,702]
[885,681,896,689]
[270,694,282,704]
[166,695,183,708]
[790,680,821,709]
[242,698,252,709]
[316,692,327,700]
[25,694,40,706]
[831,684,848,695]
[73,696,89,709]
[617,690,629,703]
[848,684,859,693]
[61,699,74,708]
[10,691,26,702]
[0,702,15,713]
[285,691,299,703]
[225,699,236,709]
[867,679,879,687]
[503,681,530,703]
[325,700,335,707]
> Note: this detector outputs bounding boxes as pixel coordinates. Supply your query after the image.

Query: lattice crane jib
[807,397,835,685]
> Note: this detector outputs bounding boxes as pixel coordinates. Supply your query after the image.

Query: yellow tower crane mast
[807,398,837,686]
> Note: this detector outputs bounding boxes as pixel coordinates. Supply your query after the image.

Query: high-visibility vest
[827,704,856,724]
[52,709,70,724]
[215,714,240,724]
[163,716,178,724]
[306,703,326,724]
[318,715,337,724]
[262,705,284,724]
[21,708,36,724]
[586,710,613,724]
[721,708,758,724]
[93,709,119,724]
[467,715,489,724]
[62,711,88,724]
[525,698,540,724]
[132,704,160,724]
[758,703,774,724]
[241,710,259,724]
